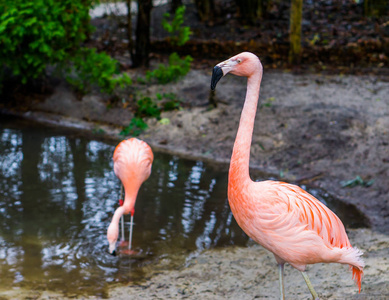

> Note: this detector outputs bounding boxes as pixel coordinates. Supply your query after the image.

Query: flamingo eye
[237,59,242,63]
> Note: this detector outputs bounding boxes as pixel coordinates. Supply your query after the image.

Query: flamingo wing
[231,180,354,269]
[248,180,351,248]
[270,181,351,249]
[249,180,363,291]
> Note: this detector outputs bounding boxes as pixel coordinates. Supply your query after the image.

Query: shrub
[67,48,132,94]
[120,117,148,137]
[0,0,131,94]
[156,92,182,111]
[120,93,182,137]
[136,96,161,119]
[0,0,93,83]
[146,5,192,84]
[162,5,191,46]
[146,53,193,84]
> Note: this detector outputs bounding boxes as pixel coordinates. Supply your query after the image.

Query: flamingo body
[229,180,363,273]
[107,138,153,255]
[211,52,364,298]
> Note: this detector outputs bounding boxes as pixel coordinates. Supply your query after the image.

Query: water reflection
[0,116,367,298]
[0,117,245,297]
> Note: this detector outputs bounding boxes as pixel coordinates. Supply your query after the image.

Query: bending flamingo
[107,138,153,256]
[211,52,364,299]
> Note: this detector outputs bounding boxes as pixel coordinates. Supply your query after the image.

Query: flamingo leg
[120,184,125,241]
[128,214,134,250]
[278,263,285,300]
[120,215,125,241]
[301,271,319,300]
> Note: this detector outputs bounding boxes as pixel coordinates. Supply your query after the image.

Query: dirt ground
[108,228,389,300]
[2,65,389,299]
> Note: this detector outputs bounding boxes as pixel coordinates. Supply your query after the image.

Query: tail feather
[351,265,363,293]
[336,246,364,293]
[346,247,364,293]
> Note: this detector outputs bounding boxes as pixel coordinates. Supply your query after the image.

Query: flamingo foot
[119,248,140,255]
[118,240,129,247]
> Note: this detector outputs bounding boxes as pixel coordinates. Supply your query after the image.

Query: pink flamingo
[211,52,364,299]
[107,138,153,256]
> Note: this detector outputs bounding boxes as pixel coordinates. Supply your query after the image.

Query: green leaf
[341,176,374,188]
[120,117,148,137]
[159,118,170,125]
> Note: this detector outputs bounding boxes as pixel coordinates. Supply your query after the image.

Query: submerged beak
[109,241,117,256]
[210,65,224,90]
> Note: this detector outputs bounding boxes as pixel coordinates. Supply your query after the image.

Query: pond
[0,116,368,298]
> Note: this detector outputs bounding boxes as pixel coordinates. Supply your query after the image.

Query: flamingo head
[107,222,119,256]
[211,52,262,90]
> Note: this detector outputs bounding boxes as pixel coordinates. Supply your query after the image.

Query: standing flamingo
[107,138,153,256]
[210,52,364,299]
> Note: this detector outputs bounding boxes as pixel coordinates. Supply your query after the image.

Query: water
[0,116,368,298]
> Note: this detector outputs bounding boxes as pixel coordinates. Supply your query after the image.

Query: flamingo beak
[211,65,223,90]
[109,241,117,256]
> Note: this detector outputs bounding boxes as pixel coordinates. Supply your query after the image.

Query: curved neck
[117,172,143,214]
[122,183,140,214]
[229,71,262,184]
[112,206,125,225]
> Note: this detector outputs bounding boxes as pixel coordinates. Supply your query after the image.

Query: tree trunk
[235,0,264,25]
[126,0,135,64]
[134,0,152,68]
[194,0,214,23]
[288,0,303,65]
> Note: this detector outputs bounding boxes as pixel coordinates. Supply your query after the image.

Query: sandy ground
[2,67,389,299]
[108,229,389,300]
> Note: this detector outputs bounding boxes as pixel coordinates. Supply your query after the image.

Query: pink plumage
[107,138,153,255]
[211,52,364,298]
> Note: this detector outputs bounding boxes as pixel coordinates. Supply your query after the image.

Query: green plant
[120,117,148,137]
[157,92,182,111]
[261,97,276,108]
[120,92,181,137]
[162,5,191,46]
[146,5,192,84]
[0,0,132,95]
[341,176,374,188]
[0,0,93,84]
[67,48,132,94]
[136,96,161,119]
[146,53,193,84]
[92,127,106,135]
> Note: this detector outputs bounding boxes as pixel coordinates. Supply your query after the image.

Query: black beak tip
[211,66,223,91]
[110,250,117,256]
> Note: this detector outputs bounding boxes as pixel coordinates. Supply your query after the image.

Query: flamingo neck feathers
[112,205,126,226]
[229,68,262,187]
